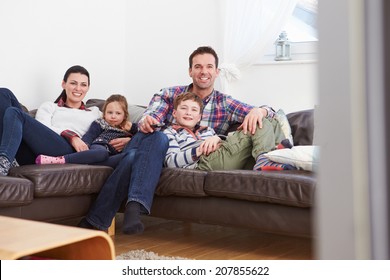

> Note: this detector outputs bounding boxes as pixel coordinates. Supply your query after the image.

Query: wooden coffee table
[0,216,115,260]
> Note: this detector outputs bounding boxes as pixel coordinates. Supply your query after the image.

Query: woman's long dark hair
[54,65,90,103]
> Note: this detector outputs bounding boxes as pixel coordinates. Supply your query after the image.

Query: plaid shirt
[57,98,91,141]
[142,84,256,135]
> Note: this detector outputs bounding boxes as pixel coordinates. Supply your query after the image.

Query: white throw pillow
[264,145,320,171]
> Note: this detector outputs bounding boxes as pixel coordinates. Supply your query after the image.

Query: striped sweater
[163,124,217,169]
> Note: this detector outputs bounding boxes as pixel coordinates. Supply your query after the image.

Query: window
[261,0,318,62]
[285,0,318,42]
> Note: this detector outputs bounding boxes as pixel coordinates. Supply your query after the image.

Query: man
[79,46,275,234]
[140,46,272,136]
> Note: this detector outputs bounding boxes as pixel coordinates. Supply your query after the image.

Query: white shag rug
[116,249,190,260]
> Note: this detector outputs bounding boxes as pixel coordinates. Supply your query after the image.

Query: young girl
[35,94,138,166]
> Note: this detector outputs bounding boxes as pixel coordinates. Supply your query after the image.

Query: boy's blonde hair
[173,92,203,112]
[102,94,129,128]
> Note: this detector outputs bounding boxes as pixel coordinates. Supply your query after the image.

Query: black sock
[123,201,144,235]
[77,217,96,229]
[281,139,293,148]
[277,139,293,149]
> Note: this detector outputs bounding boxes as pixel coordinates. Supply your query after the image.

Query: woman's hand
[110,137,131,152]
[71,137,89,152]
[196,136,221,156]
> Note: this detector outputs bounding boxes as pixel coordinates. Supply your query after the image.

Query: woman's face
[61,73,89,108]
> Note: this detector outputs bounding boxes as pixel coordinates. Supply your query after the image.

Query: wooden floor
[112,214,313,260]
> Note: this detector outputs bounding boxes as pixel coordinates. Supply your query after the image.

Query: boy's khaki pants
[197,118,285,171]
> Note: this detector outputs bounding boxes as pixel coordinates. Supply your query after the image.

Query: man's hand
[139,115,161,133]
[238,107,267,135]
[110,137,131,152]
[71,137,89,152]
[196,136,221,156]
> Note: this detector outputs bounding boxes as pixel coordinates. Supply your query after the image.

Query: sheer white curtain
[219,0,297,93]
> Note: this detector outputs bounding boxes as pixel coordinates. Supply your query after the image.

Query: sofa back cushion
[287,109,314,146]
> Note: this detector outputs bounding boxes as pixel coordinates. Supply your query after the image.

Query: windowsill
[257,41,318,65]
[255,52,317,65]
[255,59,317,65]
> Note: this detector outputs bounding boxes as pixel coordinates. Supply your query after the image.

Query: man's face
[189,53,219,92]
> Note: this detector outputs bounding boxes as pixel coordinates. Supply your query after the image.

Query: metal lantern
[274,31,291,61]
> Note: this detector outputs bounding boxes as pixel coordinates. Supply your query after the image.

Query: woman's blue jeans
[85,131,169,230]
[0,88,74,164]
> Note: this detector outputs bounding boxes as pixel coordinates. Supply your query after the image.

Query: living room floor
[112,214,313,260]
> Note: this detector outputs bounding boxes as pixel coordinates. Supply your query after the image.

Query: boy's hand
[197,136,221,156]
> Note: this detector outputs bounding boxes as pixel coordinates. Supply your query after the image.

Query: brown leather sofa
[0,100,315,237]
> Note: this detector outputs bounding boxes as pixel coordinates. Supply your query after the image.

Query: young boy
[163,92,295,171]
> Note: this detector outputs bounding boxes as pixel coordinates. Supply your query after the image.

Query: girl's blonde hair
[102,94,129,128]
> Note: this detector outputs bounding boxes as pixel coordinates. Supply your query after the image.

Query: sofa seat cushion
[0,176,34,206]
[155,168,208,197]
[8,164,113,197]
[204,170,316,208]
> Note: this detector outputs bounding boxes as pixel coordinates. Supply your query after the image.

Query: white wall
[0,0,317,113]
[229,62,318,113]
[0,0,127,109]
[123,0,223,106]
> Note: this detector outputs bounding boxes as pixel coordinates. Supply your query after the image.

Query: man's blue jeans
[0,88,74,165]
[85,131,169,230]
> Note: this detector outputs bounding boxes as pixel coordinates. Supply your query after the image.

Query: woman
[0,65,102,176]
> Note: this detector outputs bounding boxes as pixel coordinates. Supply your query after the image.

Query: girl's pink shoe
[35,155,65,165]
